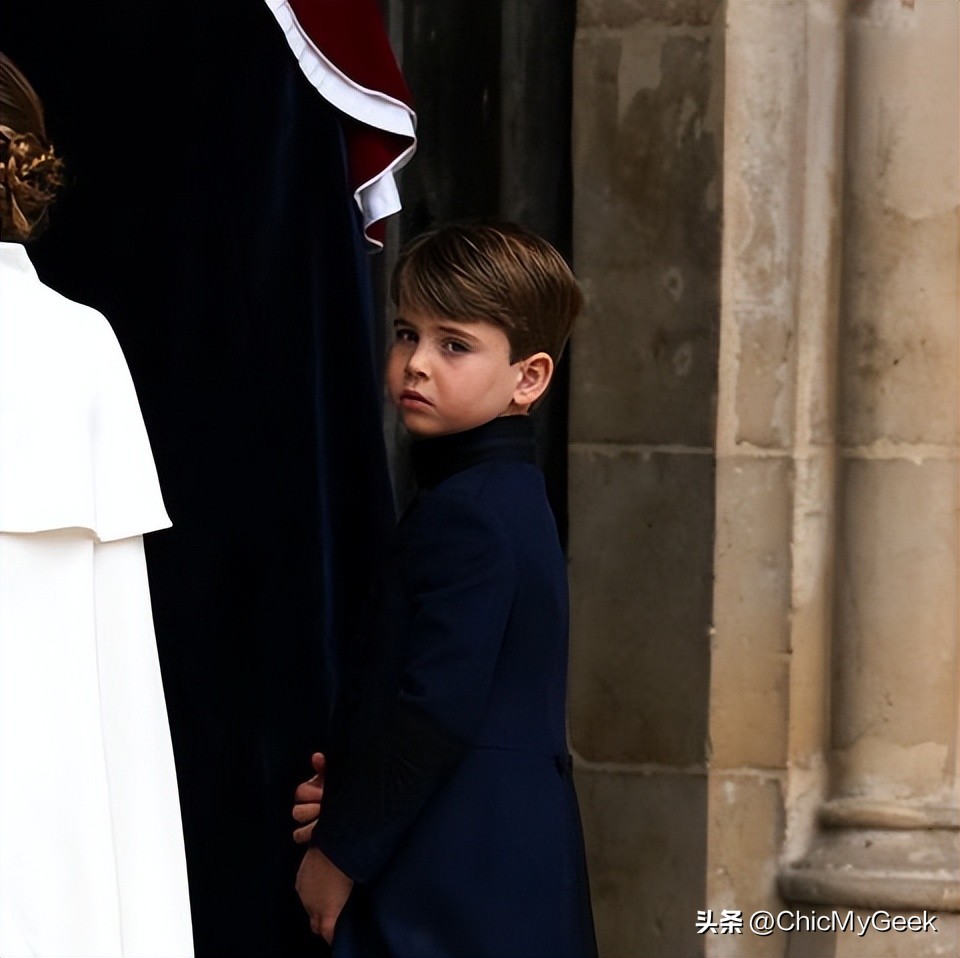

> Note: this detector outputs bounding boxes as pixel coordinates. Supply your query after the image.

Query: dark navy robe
[312,415,597,958]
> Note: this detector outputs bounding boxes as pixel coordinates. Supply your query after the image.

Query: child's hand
[292,751,325,843]
[296,846,354,942]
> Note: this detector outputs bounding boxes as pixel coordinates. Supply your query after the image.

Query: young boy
[294,221,598,957]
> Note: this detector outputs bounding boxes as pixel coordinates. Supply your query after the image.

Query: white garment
[0,242,194,957]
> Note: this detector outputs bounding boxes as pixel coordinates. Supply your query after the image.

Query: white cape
[0,242,194,957]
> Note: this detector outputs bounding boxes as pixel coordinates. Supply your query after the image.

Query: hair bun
[0,52,63,240]
[1,130,64,237]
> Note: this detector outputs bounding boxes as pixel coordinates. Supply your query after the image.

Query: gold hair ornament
[0,126,63,236]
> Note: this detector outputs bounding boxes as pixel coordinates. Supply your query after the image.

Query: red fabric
[288,0,412,105]
[288,0,415,245]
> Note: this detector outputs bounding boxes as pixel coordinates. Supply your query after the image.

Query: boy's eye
[443,339,470,354]
[394,327,418,344]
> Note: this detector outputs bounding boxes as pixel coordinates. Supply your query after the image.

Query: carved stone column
[779,1,960,954]
[708,3,847,956]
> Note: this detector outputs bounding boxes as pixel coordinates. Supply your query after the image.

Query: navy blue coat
[311,416,597,958]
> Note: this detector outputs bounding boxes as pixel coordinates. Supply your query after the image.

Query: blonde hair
[391,221,583,364]
[0,53,64,241]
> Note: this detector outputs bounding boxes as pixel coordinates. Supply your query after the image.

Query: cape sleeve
[310,490,516,882]
[88,316,171,542]
[0,292,170,542]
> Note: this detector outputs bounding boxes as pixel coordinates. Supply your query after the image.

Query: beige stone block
[571,23,722,445]
[576,768,707,958]
[573,26,722,272]
[846,0,959,223]
[785,453,836,768]
[726,302,797,450]
[569,266,718,446]
[839,207,959,447]
[832,457,959,800]
[801,294,842,451]
[577,0,720,30]
[568,448,714,764]
[719,0,808,451]
[710,457,792,769]
[785,615,831,772]
[795,2,845,452]
[707,774,787,958]
[710,651,790,772]
[839,0,959,447]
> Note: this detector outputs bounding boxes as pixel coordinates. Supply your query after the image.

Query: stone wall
[569,1,724,955]
[570,1,958,956]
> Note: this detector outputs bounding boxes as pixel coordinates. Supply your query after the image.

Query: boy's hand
[296,847,354,943]
[292,751,325,843]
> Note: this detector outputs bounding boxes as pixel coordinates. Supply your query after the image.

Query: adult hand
[292,751,325,843]
[295,846,354,943]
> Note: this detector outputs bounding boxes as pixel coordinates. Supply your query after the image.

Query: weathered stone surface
[707,774,787,958]
[573,26,721,271]
[728,301,798,450]
[783,452,838,768]
[572,24,721,446]
[570,265,719,446]
[832,457,959,801]
[781,825,959,913]
[780,5,960,943]
[568,447,714,765]
[838,0,959,447]
[846,0,959,223]
[710,456,793,769]
[577,0,720,29]
[571,0,960,951]
[719,0,809,451]
[839,207,959,447]
[576,768,707,958]
[832,910,958,958]
[786,910,959,958]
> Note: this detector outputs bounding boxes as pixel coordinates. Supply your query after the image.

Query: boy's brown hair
[390,221,583,364]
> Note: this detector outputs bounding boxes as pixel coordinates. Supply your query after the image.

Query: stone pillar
[779,1,960,955]
[708,2,847,956]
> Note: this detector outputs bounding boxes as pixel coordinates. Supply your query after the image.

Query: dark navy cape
[312,415,598,958]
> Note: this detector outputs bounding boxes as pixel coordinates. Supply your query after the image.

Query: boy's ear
[512,351,554,409]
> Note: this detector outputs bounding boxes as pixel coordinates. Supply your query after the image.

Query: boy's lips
[399,389,432,407]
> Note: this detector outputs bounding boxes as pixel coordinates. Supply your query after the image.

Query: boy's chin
[402,421,454,440]
[398,408,462,439]
[401,415,512,440]
[398,416,442,440]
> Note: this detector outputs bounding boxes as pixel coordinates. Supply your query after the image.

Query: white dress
[0,242,194,957]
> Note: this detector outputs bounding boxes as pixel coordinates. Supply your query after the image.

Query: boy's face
[386,306,526,438]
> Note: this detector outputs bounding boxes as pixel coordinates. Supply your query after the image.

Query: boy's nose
[405,345,429,378]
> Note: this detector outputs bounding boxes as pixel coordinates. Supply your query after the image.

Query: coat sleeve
[310,488,516,883]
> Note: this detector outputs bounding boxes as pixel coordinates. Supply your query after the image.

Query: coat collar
[0,242,38,278]
[411,415,537,489]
